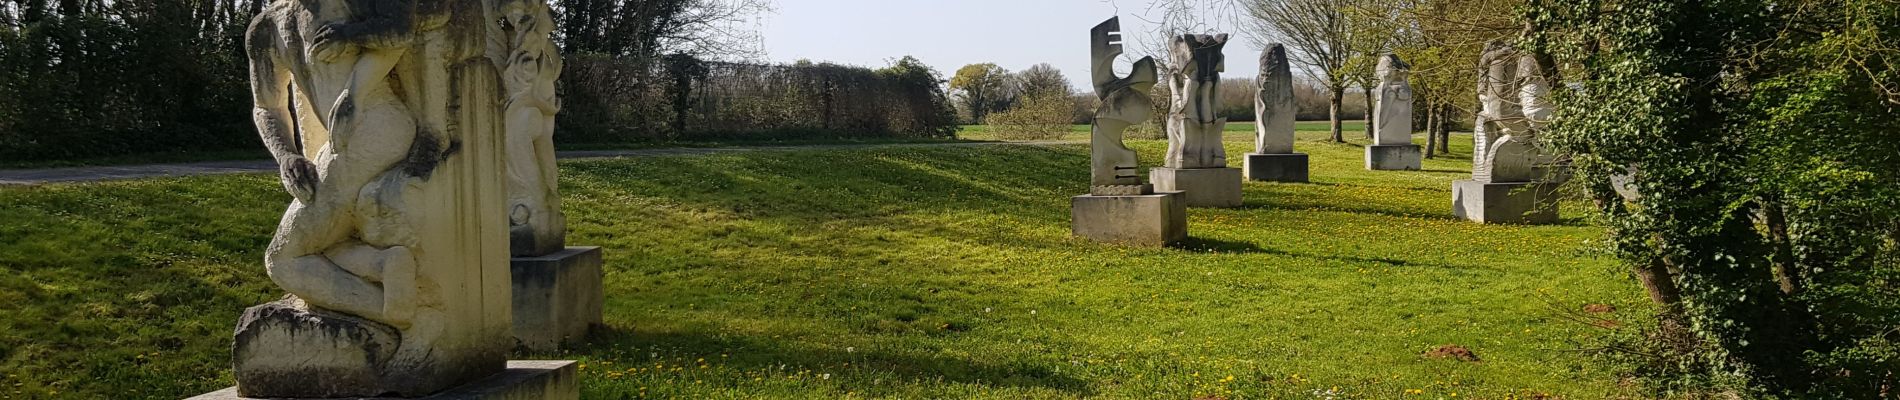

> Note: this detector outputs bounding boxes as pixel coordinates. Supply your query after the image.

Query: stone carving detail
[1253,44,1296,154]
[1471,42,1556,183]
[1373,54,1415,146]
[1163,33,1231,169]
[1088,17,1158,196]
[497,0,567,257]
[239,0,512,396]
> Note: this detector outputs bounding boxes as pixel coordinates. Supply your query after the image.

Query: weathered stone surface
[1072,192,1188,246]
[1452,180,1559,224]
[1373,54,1415,146]
[512,247,604,352]
[1365,145,1422,171]
[1243,153,1309,183]
[1150,167,1243,208]
[1163,33,1231,169]
[233,297,400,398]
[1091,184,1155,196]
[193,361,579,400]
[1254,44,1297,155]
[1088,17,1157,189]
[239,0,517,396]
[499,0,568,258]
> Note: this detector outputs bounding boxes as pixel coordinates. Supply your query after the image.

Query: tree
[1015,63,1072,100]
[1537,0,1900,396]
[1246,0,1359,142]
[949,63,1011,124]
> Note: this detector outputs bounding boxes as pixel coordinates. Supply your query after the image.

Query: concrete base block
[1452,180,1560,224]
[191,360,579,400]
[512,247,604,352]
[1150,167,1243,208]
[1243,153,1309,183]
[1365,145,1422,171]
[1071,192,1188,246]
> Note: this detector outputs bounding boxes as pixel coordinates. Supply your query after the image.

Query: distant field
[957,121,1372,141]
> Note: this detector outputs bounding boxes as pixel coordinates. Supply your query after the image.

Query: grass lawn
[956,121,1370,142]
[0,129,1646,399]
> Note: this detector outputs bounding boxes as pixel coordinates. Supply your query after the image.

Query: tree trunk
[1436,104,1452,154]
[1761,197,1804,296]
[1362,84,1376,140]
[1329,86,1344,143]
[1424,100,1439,159]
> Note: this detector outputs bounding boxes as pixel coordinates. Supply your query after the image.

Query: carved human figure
[239,0,512,395]
[1253,44,1296,154]
[1163,33,1230,169]
[248,0,429,327]
[1088,17,1158,195]
[1373,54,1414,146]
[1471,42,1555,183]
[497,0,566,256]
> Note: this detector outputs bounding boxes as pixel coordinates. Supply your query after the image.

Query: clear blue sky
[760,0,1263,91]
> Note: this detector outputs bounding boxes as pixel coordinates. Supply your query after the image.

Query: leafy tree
[949,63,1011,124]
[1536,0,1900,396]
[1014,63,1072,100]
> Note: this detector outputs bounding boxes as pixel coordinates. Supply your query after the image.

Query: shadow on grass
[569,327,1096,396]
[1172,236,1268,253]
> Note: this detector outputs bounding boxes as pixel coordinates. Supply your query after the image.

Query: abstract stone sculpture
[1087,16,1158,196]
[1453,42,1561,224]
[498,0,568,257]
[1243,44,1308,182]
[228,0,560,397]
[1150,33,1243,207]
[1366,54,1422,170]
[1073,17,1187,246]
[1163,34,1231,170]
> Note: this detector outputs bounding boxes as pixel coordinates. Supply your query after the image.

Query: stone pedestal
[192,360,579,400]
[1452,180,1559,224]
[1072,192,1188,246]
[1243,153,1308,183]
[1366,145,1422,171]
[1150,167,1243,207]
[512,247,604,352]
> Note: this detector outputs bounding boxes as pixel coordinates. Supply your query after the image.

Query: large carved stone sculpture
[1452,42,1561,224]
[1087,17,1157,196]
[1071,17,1187,246]
[494,0,604,353]
[207,0,577,398]
[1365,54,1422,170]
[1243,44,1308,182]
[1150,33,1243,207]
[498,0,567,257]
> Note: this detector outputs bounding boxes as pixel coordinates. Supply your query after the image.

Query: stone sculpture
[219,0,574,397]
[499,0,567,257]
[1072,17,1187,246]
[1162,34,1230,169]
[1365,54,1422,170]
[493,0,604,354]
[1087,16,1158,196]
[1243,44,1308,182]
[1453,42,1561,224]
[1149,33,1243,207]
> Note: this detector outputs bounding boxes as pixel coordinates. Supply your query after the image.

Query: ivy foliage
[1533,0,1900,396]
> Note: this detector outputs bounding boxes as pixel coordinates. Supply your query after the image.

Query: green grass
[0,131,1644,399]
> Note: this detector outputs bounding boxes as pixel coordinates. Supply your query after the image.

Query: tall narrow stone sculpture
[1071,16,1187,246]
[1243,44,1308,182]
[1452,42,1561,224]
[1365,54,1422,170]
[496,0,604,353]
[200,0,578,398]
[1150,33,1244,207]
